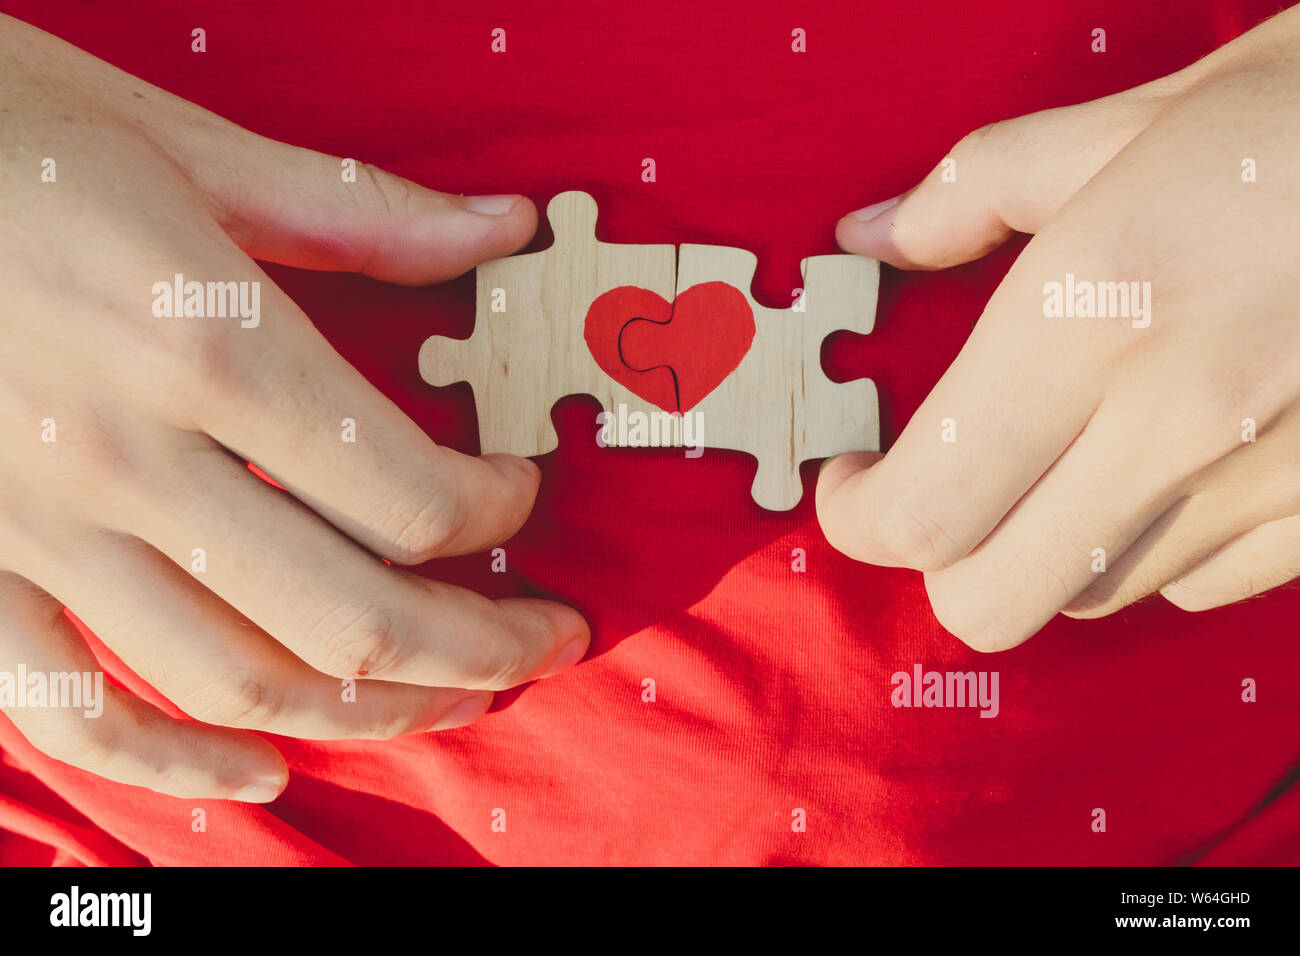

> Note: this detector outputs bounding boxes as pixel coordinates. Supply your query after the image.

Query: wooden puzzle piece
[418,191,880,510]
[418,191,675,457]
[621,246,879,509]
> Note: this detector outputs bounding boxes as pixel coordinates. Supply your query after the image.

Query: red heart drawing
[584,282,755,412]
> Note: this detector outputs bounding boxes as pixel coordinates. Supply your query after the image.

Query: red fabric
[2,0,1298,865]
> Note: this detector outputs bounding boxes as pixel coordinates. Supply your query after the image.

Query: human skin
[819,7,1300,650]
[0,14,589,802]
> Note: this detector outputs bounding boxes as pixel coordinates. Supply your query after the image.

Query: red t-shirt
[2,0,1297,865]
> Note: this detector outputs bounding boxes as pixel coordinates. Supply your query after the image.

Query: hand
[0,14,588,801]
[818,8,1300,651]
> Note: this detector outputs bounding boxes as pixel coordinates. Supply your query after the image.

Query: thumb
[187,130,537,285]
[837,80,1179,271]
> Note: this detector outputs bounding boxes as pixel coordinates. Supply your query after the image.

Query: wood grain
[420,191,880,510]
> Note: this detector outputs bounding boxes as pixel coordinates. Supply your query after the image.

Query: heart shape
[584,282,755,412]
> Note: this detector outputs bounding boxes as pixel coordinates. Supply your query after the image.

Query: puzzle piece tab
[624,245,878,509]
[418,191,880,510]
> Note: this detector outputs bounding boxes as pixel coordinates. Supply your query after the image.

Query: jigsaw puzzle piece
[668,244,880,510]
[419,191,879,510]
[419,191,677,456]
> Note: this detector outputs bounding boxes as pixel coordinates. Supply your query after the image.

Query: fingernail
[463,193,523,216]
[819,453,843,475]
[845,195,901,223]
[232,777,284,804]
[437,693,492,730]
[541,638,588,679]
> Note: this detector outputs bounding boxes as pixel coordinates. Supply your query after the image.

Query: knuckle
[361,162,414,221]
[380,482,465,564]
[311,602,404,679]
[114,267,257,426]
[168,326,268,433]
[35,414,157,519]
[63,417,141,491]
[182,327,247,408]
[467,631,536,691]
[178,668,284,729]
[952,122,999,163]
[480,643,535,690]
[876,497,967,571]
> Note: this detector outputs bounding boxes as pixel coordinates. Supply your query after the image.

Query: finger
[920,383,1233,651]
[173,121,538,285]
[1065,421,1300,617]
[816,242,1130,572]
[31,18,537,285]
[836,80,1178,270]
[0,572,287,802]
[183,258,540,564]
[18,528,492,739]
[120,433,587,691]
[1161,515,1300,613]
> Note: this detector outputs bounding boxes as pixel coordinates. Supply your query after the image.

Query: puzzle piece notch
[419,191,677,457]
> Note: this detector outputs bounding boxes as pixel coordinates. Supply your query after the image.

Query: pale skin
[0,14,589,802]
[2,10,1296,803]
[819,7,1300,650]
